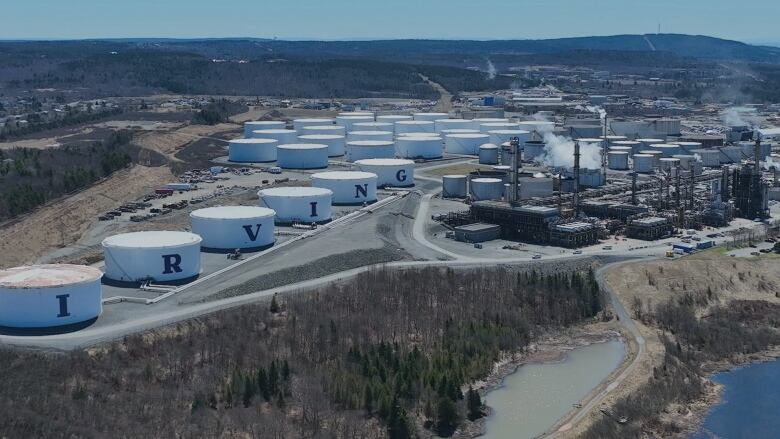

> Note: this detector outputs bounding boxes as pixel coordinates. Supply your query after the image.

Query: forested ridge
[0,266,604,438]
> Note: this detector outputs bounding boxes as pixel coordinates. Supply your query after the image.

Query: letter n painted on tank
[242,224,262,241]
[396,169,407,182]
[162,254,183,274]
[310,201,318,217]
[355,184,368,198]
[56,294,71,318]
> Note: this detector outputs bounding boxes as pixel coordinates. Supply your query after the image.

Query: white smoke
[763,156,780,171]
[721,108,755,128]
[539,133,602,169]
[486,58,497,79]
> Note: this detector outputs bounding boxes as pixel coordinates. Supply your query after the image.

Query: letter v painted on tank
[162,254,183,274]
[355,184,368,198]
[396,169,407,183]
[242,224,262,241]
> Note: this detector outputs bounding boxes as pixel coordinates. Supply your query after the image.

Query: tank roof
[0,264,102,289]
[471,177,503,183]
[298,134,344,140]
[346,140,394,146]
[102,231,202,249]
[277,143,328,150]
[251,129,297,134]
[354,158,414,166]
[445,133,489,138]
[259,187,333,198]
[230,138,277,144]
[312,171,377,180]
[191,206,275,220]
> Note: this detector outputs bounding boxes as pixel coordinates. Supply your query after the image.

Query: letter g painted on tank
[355,184,368,198]
[396,169,407,182]
[310,201,318,217]
[56,294,70,318]
[242,224,262,241]
[162,254,183,274]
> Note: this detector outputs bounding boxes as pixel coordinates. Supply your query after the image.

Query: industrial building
[625,216,673,241]
[453,223,501,243]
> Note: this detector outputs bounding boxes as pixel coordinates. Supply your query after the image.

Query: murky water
[481,340,626,439]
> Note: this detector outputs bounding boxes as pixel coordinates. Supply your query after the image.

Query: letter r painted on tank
[310,201,318,217]
[396,169,407,182]
[56,294,70,318]
[162,254,183,274]
[242,224,262,241]
[355,184,368,198]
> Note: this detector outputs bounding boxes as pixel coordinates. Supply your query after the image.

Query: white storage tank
[244,121,285,138]
[434,119,472,133]
[639,150,663,166]
[649,143,680,157]
[516,121,556,139]
[673,155,698,172]
[336,115,375,132]
[395,136,443,159]
[300,125,347,136]
[102,231,202,283]
[488,129,531,147]
[395,120,435,134]
[441,129,480,137]
[190,206,275,250]
[396,131,440,138]
[445,133,491,155]
[479,122,520,133]
[659,158,681,171]
[355,158,415,187]
[608,151,629,170]
[675,141,702,154]
[338,111,374,118]
[637,138,666,149]
[469,118,509,130]
[346,140,396,161]
[276,144,329,169]
[228,138,278,163]
[413,112,448,122]
[312,171,378,205]
[0,264,103,329]
[353,122,394,133]
[522,140,546,162]
[293,118,334,131]
[258,187,333,224]
[738,141,771,160]
[633,154,654,173]
[612,140,642,155]
[376,115,413,125]
[479,144,500,165]
[348,130,394,142]
[252,129,298,145]
[470,178,504,201]
[298,134,346,157]
[692,149,721,167]
[442,175,468,198]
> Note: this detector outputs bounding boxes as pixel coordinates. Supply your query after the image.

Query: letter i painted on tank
[242,224,262,241]
[56,294,71,318]
[396,169,407,182]
[162,254,183,274]
[355,184,368,198]
[310,201,318,217]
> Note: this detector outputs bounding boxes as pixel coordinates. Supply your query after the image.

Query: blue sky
[1,0,778,43]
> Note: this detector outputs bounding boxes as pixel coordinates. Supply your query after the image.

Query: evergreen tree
[436,397,459,437]
[270,294,280,313]
[466,386,483,421]
[387,397,412,439]
[363,384,374,414]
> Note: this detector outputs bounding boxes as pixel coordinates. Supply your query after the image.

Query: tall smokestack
[509,137,520,205]
[574,140,581,216]
[754,135,762,175]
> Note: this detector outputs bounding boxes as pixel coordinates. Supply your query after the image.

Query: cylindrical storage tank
[479,144,500,165]
[395,136,443,159]
[650,144,681,157]
[395,120,435,134]
[312,171,378,205]
[612,140,642,155]
[258,187,333,224]
[244,121,285,138]
[675,142,702,154]
[633,154,654,173]
[353,122,394,134]
[738,141,771,160]
[659,158,681,171]
[639,150,662,166]
[348,130,394,142]
[445,133,490,155]
[491,166,511,183]
[637,138,666,150]
[434,119,472,133]
[441,129,480,137]
[252,129,298,145]
[468,118,509,130]
[522,140,546,162]
[673,155,695,170]
[470,178,504,201]
[396,131,440,138]
[602,135,628,143]
[190,206,275,250]
[442,175,468,198]
[300,125,347,136]
[488,129,532,147]
[479,122,520,133]
[719,146,742,164]
[609,146,634,156]
[516,121,556,139]
[338,111,374,118]
[102,231,201,283]
[355,158,415,187]
[336,115,374,132]
[228,138,278,163]
[692,149,721,167]
[298,134,346,157]
[346,140,396,161]
[293,118,334,131]
[608,151,629,170]
[0,264,103,329]
[376,115,413,125]
[276,144,329,169]
[413,112,448,122]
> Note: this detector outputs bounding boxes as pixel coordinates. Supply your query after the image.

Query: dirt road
[419,74,453,113]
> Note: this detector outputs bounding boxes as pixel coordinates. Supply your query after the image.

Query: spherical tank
[258,187,333,224]
[470,178,505,201]
[300,125,347,136]
[298,134,346,157]
[252,129,298,145]
[395,136,443,159]
[632,154,654,173]
[445,133,491,155]
[346,140,395,161]
[355,158,415,187]
[276,144,329,169]
[228,138,278,163]
[478,144,500,165]
[244,121,285,138]
[395,120,435,134]
[413,112,448,122]
[190,206,275,250]
[442,175,468,198]
[102,231,202,283]
[0,264,102,329]
[311,171,378,205]
[292,118,334,131]
[488,129,531,147]
[608,151,629,170]
[347,130,394,142]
